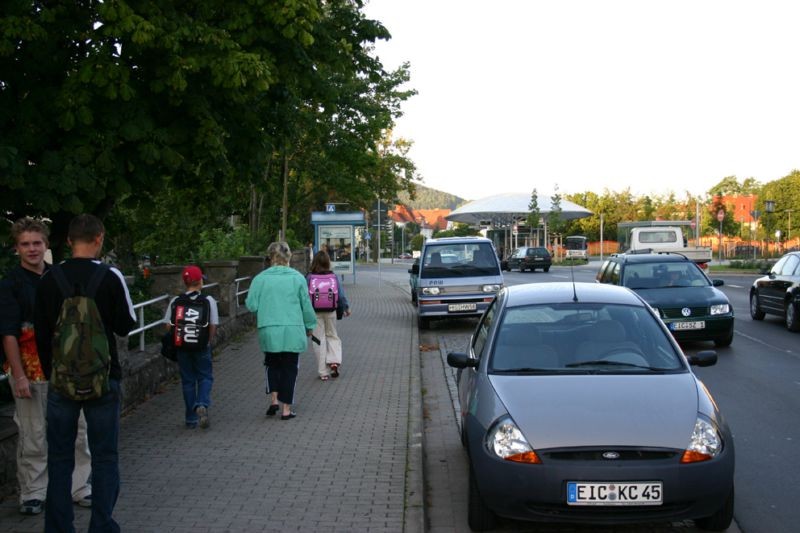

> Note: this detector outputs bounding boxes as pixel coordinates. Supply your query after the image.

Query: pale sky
[364,0,800,202]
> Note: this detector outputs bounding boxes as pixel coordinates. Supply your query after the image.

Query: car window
[609,262,621,284]
[472,299,496,358]
[596,260,611,282]
[780,255,800,276]
[510,248,525,258]
[490,302,684,373]
[624,262,709,288]
[771,255,789,275]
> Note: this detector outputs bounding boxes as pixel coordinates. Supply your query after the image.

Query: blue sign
[325,203,336,213]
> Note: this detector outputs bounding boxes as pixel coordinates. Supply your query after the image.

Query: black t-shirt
[0,264,47,338]
[34,258,136,381]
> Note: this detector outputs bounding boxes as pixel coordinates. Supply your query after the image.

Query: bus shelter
[311,209,365,282]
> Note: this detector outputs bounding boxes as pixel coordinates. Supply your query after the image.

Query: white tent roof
[446,192,593,226]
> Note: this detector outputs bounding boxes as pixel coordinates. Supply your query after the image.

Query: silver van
[410,236,503,329]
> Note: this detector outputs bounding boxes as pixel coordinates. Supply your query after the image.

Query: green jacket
[245,265,318,354]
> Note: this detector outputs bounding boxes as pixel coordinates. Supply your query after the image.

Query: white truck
[619,222,712,264]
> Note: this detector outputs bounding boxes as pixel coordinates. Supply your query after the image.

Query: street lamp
[766,200,775,257]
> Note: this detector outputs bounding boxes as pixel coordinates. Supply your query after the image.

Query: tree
[547,185,565,242]
[526,188,541,246]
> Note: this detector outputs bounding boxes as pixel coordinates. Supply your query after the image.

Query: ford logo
[681,307,691,317]
[602,451,620,460]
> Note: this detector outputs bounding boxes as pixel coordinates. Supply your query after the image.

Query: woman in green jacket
[245,242,318,420]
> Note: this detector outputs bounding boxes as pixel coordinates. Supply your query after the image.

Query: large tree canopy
[1,0,416,262]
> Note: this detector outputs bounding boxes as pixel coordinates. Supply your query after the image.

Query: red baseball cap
[182,265,206,285]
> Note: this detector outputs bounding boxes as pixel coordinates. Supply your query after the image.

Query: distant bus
[564,235,588,261]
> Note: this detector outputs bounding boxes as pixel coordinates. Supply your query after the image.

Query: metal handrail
[127,281,246,352]
[234,276,251,311]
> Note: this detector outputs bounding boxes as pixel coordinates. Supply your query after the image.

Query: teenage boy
[0,218,92,515]
[34,214,136,533]
[164,265,219,429]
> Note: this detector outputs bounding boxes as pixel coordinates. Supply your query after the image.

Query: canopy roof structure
[446,192,593,227]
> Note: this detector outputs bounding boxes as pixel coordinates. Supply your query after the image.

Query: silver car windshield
[623,262,710,289]
[490,302,685,374]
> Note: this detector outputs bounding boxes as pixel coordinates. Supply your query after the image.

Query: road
[379,260,798,532]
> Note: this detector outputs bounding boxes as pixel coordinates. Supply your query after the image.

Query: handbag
[160,330,177,361]
[336,300,345,320]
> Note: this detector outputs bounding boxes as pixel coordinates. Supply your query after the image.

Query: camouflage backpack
[49,264,111,401]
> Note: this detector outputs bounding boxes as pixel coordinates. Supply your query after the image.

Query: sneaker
[196,406,209,429]
[19,499,43,515]
[75,495,92,508]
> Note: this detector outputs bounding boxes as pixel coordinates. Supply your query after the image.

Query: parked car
[398,252,413,259]
[596,253,734,347]
[504,246,551,272]
[447,282,734,531]
[750,251,800,331]
[412,237,503,329]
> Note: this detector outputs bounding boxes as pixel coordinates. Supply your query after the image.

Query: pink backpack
[308,273,339,311]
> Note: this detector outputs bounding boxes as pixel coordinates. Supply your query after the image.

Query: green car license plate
[567,482,663,506]
[670,321,705,331]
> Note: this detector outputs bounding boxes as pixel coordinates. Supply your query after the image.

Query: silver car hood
[489,373,699,450]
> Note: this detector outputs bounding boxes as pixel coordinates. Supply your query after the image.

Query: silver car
[448,282,734,531]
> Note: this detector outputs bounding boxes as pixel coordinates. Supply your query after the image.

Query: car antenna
[570,259,578,302]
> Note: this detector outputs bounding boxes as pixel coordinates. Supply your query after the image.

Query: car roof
[424,236,492,244]
[610,252,692,264]
[504,282,645,307]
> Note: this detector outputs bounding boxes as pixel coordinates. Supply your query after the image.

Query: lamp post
[717,209,725,263]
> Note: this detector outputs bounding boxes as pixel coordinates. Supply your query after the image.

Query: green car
[596,253,734,347]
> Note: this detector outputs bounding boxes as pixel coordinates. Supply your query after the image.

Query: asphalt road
[380,259,798,532]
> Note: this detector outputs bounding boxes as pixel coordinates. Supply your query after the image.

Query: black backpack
[169,292,210,351]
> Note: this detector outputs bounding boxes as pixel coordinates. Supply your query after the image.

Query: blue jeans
[177,346,213,426]
[46,379,121,533]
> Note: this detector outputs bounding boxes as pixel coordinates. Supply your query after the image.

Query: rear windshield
[421,243,500,278]
[490,302,684,374]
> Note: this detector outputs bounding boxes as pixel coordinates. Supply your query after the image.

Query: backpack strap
[85,263,110,299]
[49,262,109,299]
[49,264,74,299]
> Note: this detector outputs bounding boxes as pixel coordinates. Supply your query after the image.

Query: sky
[363,0,800,202]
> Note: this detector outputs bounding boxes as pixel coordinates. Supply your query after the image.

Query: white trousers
[8,375,92,503]
[311,311,343,377]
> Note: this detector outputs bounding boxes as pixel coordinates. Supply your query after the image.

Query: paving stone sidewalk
[0,271,423,533]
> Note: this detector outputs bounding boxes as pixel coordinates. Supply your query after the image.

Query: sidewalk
[0,271,424,532]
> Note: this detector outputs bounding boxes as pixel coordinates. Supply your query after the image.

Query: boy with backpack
[0,218,92,515]
[163,265,218,429]
[307,251,350,380]
[34,213,136,532]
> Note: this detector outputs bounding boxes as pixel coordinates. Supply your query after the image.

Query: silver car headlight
[681,417,722,463]
[710,304,730,315]
[422,287,440,296]
[481,284,501,293]
[487,417,541,464]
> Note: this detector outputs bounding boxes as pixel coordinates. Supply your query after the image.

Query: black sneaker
[20,499,43,515]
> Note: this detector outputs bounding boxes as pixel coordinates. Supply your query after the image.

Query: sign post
[717,209,725,263]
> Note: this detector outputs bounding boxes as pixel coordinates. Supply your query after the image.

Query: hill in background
[398,183,467,210]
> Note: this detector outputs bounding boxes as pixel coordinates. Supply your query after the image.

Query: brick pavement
[0,270,424,533]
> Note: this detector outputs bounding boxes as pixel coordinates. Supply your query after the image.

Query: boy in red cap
[164,265,219,428]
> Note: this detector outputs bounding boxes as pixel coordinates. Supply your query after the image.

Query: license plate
[670,321,705,330]
[448,303,477,312]
[567,482,663,506]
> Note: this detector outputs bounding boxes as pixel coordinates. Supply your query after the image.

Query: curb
[405,297,425,532]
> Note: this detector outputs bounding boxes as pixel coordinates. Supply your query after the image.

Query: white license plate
[567,482,663,506]
[670,320,705,330]
[448,303,477,312]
